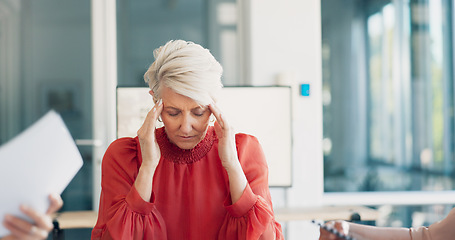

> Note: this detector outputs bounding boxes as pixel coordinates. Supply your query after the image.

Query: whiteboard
[117,86,292,187]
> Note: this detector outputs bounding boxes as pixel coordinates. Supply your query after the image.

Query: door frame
[91,0,117,210]
[0,0,21,144]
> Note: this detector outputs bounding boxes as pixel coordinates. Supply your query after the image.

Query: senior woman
[91,40,283,240]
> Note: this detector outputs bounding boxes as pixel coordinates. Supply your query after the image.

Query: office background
[0,0,454,239]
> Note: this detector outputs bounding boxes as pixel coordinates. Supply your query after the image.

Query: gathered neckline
[155,126,216,164]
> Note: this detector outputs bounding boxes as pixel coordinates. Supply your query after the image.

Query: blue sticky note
[300,84,310,96]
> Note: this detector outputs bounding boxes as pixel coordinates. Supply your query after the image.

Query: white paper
[0,110,83,236]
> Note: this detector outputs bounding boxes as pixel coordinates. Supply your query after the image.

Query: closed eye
[164,106,181,117]
[166,110,180,116]
[192,109,206,117]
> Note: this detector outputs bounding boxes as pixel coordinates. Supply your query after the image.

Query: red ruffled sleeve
[218,134,284,240]
[91,138,167,240]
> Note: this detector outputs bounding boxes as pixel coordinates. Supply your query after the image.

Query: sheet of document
[0,110,83,236]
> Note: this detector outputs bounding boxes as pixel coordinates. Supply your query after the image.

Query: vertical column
[0,0,21,144]
[246,0,323,205]
[244,0,323,238]
[91,0,117,210]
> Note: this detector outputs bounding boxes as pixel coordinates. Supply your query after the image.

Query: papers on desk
[0,110,83,236]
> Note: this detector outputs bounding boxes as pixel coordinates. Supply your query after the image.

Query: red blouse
[91,126,283,240]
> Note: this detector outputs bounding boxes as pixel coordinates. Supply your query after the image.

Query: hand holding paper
[0,110,83,236]
[3,194,63,239]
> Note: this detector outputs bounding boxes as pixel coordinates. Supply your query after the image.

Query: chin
[176,142,198,150]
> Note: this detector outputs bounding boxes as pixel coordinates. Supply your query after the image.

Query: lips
[179,135,195,140]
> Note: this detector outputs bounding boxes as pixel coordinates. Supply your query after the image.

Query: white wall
[246,0,323,238]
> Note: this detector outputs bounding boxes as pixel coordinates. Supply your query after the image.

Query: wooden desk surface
[53,211,98,229]
[274,205,379,222]
[52,206,378,229]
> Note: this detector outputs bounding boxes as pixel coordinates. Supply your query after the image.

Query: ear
[149,90,158,102]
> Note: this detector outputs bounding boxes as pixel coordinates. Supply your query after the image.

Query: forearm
[349,222,411,240]
[259,223,277,240]
[134,163,156,202]
[225,160,248,204]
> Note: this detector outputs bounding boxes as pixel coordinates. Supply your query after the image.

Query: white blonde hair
[144,40,223,106]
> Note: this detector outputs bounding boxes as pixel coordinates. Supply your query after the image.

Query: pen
[312,220,356,240]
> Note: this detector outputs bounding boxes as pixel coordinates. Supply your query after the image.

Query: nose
[179,114,193,134]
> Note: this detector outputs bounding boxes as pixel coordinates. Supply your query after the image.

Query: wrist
[140,161,158,173]
[135,164,156,202]
[142,156,158,166]
[224,161,248,204]
[223,158,242,175]
[224,161,247,183]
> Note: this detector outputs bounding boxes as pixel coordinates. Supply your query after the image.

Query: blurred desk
[274,205,379,222]
[50,206,379,239]
[52,211,98,240]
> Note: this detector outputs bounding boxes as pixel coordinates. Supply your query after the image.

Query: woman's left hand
[209,103,238,170]
[2,194,63,240]
[209,103,248,203]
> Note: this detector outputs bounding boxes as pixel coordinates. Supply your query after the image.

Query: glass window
[0,0,93,238]
[116,0,207,86]
[116,0,240,87]
[322,0,454,227]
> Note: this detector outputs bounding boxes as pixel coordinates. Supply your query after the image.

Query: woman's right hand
[137,99,163,169]
[134,98,163,201]
[319,220,350,240]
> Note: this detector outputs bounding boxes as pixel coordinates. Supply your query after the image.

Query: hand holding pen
[314,220,356,240]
